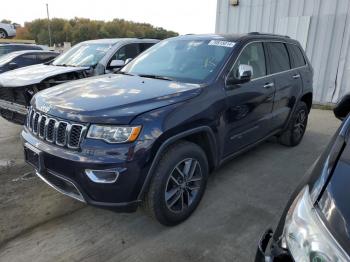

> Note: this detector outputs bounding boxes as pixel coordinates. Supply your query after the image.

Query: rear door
[223,42,275,156]
[266,42,303,129]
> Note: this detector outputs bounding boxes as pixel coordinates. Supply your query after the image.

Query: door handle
[263,82,274,88]
[292,74,301,79]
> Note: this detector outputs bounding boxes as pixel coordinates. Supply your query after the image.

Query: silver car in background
[0,38,159,124]
[0,23,16,38]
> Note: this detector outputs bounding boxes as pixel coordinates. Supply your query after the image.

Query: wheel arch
[137,126,218,200]
[300,92,313,113]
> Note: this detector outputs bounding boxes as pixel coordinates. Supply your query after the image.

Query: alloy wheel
[164,158,203,213]
[293,109,307,140]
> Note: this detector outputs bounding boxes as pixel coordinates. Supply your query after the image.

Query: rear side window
[266,42,290,73]
[287,44,306,68]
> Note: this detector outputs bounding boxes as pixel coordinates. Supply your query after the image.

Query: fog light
[85,168,123,183]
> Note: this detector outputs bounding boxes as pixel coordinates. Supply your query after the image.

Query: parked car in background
[0,38,158,124]
[255,94,350,262]
[22,33,313,226]
[0,43,45,57]
[0,50,58,74]
[0,23,16,39]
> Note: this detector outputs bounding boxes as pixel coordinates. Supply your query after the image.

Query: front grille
[27,108,87,149]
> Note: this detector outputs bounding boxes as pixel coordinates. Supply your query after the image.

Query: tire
[0,29,8,39]
[278,101,308,147]
[143,141,209,226]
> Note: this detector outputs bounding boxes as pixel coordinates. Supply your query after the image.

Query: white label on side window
[208,40,235,48]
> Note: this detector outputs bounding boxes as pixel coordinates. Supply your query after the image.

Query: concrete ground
[0,109,340,262]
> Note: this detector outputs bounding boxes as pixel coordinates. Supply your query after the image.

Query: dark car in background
[0,50,58,74]
[0,43,45,56]
[256,94,350,262]
[0,38,158,124]
[22,33,313,226]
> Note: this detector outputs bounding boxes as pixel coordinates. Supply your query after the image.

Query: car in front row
[0,50,58,74]
[22,33,313,226]
[0,38,158,124]
[256,94,350,262]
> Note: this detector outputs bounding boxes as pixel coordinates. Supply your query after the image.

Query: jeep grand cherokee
[22,33,313,225]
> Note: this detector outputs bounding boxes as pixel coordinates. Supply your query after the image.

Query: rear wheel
[278,101,308,147]
[0,29,8,39]
[144,141,208,226]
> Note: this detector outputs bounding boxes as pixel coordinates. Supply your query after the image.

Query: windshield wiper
[55,64,80,67]
[138,74,174,81]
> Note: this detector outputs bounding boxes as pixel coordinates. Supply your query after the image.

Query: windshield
[52,43,112,67]
[0,52,18,66]
[122,38,235,83]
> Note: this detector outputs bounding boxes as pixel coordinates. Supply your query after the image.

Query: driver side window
[112,44,139,62]
[230,42,266,80]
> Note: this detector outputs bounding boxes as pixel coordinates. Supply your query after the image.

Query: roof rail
[248,32,290,38]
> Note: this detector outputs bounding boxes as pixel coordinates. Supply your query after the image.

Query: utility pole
[46,3,52,47]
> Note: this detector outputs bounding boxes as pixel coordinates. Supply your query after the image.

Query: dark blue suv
[22,33,313,225]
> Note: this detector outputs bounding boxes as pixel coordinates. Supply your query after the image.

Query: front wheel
[278,101,309,147]
[143,141,208,226]
[0,29,8,39]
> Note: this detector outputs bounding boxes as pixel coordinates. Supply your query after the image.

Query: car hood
[33,74,202,124]
[0,64,88,87]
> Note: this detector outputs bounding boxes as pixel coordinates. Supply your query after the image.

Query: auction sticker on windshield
[208,40,235,48]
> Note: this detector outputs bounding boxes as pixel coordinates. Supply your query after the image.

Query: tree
[14,17,178,45]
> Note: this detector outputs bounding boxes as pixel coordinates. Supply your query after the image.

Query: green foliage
[17,17,178,45]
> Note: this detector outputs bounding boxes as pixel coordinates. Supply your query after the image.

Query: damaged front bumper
[0,99,28,124]
[0,99,28,115]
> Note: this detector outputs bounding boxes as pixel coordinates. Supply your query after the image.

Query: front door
[223,42,275,156]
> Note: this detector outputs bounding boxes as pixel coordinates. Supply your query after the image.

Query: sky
[2,0,218,35]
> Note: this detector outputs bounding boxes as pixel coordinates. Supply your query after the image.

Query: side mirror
[334,94,350,120]
[125,58,133,65]
[109,59,125,68]
[237,64,253,82]
[226,64,253,87]
[8,62,18,69]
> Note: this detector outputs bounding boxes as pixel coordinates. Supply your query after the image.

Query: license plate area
[24,143,44,172]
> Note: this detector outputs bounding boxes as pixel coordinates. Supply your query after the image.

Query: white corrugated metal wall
[215,0,350,105]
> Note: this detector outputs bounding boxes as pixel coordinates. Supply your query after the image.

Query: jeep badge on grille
[39,104,51,114]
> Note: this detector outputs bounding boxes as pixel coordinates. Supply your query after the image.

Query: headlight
[87,125,141,143]
[283,186,349,262]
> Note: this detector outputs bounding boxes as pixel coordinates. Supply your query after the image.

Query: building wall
[216,0,350,104]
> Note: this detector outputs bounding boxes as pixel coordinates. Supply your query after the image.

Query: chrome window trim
[225,39,309,87]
